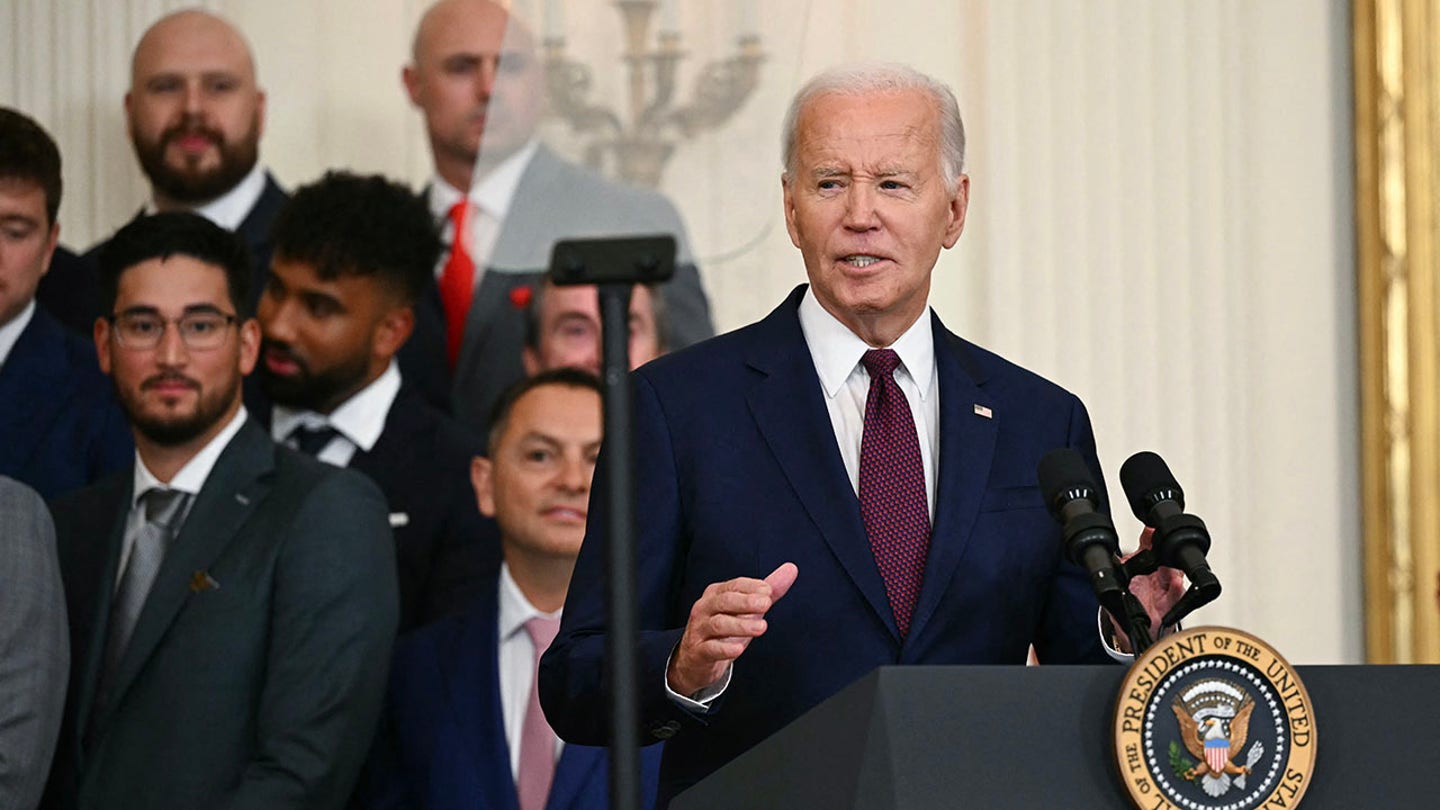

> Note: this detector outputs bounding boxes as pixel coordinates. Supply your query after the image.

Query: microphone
[1118,451,1222,626]
[1036,448,1125,607]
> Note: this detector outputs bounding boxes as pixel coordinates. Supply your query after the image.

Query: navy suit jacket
[539,285,1113,804]
[0,305,131,500]
[39,173,289,336]
[363,575,662,810]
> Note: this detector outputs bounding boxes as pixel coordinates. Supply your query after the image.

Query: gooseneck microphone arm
[1118,451,1223,627]
[1037,448,1154,654]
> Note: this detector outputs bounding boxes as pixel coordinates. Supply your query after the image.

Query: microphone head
[1037,448,1100,521]
[1119,451,1185,522]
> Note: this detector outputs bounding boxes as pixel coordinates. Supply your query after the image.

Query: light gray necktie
[103,487,191,678]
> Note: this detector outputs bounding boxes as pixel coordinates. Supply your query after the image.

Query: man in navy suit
[539,64,1182,804]
[253,171,500,631]
[0,107,131,500]
[37,9,289,333]
[364,369,661,810]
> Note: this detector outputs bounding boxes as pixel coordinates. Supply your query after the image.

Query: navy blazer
[0,305,131,500]
[363,575,662,810]
[539,285,1113,804]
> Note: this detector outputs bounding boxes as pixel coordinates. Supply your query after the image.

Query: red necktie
[517,616,561,810]
[439,200,475,368]
[858,348,931,638]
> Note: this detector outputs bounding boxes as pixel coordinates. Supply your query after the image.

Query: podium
[671,665,1440,808]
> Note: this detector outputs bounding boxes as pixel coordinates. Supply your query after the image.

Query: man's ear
[471,455,497,518]
[373,305,415,361]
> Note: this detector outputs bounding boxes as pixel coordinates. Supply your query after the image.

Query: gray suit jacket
[403,144,716,433]
[46,420,399,809]
[0,476,68,810]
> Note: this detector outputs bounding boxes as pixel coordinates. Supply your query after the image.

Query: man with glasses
[44,212,399,809]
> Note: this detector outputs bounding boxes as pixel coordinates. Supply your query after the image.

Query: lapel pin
[189,571,220,593]
[973,404,993,419]
[389,512,410,528]
[235,493,250,505]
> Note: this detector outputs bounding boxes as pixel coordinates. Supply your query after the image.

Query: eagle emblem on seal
[1170,678,1267,797]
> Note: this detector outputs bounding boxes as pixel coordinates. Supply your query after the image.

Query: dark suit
[37,173,289,334]
[46,419,398,809]
[0,305,131,500]
[399,145,715,428]
[539,285,1113,804]
[363,575,662,810]
[253,386,504,631]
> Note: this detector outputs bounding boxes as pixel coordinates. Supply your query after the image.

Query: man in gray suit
[0,476,68,810]
[44,213,398,809]
[399,0,714,431]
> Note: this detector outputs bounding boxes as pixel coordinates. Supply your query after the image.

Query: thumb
[764,562,799,602]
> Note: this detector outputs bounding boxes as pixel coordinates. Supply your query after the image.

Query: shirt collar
[146,164,268,232]
[797,286,936,400]
[269,361,401,453]
[428,138,540,222]
[497,561,562,643]
[132,405,249,507]
[0,299,36,369]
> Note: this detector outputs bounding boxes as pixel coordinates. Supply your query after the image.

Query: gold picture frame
[1355,0,1440,663]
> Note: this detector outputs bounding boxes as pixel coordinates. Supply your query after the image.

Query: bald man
[37,9,288,333]
[395,0,714,428]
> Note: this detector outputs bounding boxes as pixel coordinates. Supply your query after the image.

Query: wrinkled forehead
[793,90,941,170]
[132,13,257,84]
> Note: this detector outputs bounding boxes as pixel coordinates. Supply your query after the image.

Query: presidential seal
[1112,627,1317,809]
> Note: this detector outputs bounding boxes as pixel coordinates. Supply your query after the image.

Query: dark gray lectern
[672,665,1440,809]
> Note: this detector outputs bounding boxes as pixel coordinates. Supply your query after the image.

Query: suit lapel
[906,321,998,644]
[72,475,133,759]
[744,289,898,641]
[0,310,72,471]
[546,744,605,810]
[96,420,275,722]
[440,583,517,809]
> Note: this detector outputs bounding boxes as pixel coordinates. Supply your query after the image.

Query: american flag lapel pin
[974,404,993,419]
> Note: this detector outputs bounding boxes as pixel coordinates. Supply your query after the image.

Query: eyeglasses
[107,311,238,350]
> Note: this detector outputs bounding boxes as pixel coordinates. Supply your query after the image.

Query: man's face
[126,12,265,204]
[96,255,259,447]
[256,257,413,414]
[0,179,58,328]
[522,283,660,376]
[404,0,546,172]
[783,89,968,342]
[472,383,602,562]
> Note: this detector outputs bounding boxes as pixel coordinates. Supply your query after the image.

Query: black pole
[597,282,639,810]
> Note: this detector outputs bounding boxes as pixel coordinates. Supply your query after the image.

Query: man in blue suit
[0,107,131,500]
[365,368,661,809]
[539,64,1182,805]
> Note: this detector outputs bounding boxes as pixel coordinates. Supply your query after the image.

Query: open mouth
[841,254,887,268]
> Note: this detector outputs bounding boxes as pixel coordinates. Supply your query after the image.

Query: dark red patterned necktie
[858,348,931,638]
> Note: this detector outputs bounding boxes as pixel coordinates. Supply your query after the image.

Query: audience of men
[45,213,397,808]
[0,476,68,810]
[0,108,131,500]
[254,170,500,630]
[37,9,288,333]
[362,369,662,809]
[397,0,713,429]
[522,280,664,378]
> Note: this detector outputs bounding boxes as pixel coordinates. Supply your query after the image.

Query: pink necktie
[858,349,932,638]
[518,616,562,810]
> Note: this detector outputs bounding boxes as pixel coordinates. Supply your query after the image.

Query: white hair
[781,62,966,194]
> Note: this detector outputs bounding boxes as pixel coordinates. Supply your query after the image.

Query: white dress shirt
[496,563,564,780]
[270,361,401,468]
[428,138,540,278]
[117,405,248,589]
[0,300,36,370]
[145,163,268,232]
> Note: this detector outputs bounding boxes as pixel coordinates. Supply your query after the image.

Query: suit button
[652,721,680,740]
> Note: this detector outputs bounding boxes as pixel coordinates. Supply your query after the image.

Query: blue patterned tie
[858,349,931,638]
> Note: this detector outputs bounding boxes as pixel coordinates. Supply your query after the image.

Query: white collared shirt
[797,287,940,519]
[270,361,401,468]
[117,405,248,589]
[0,300,36,370]
[428,138,541,275]
[145,163,268,232]
[496,562,564,780]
